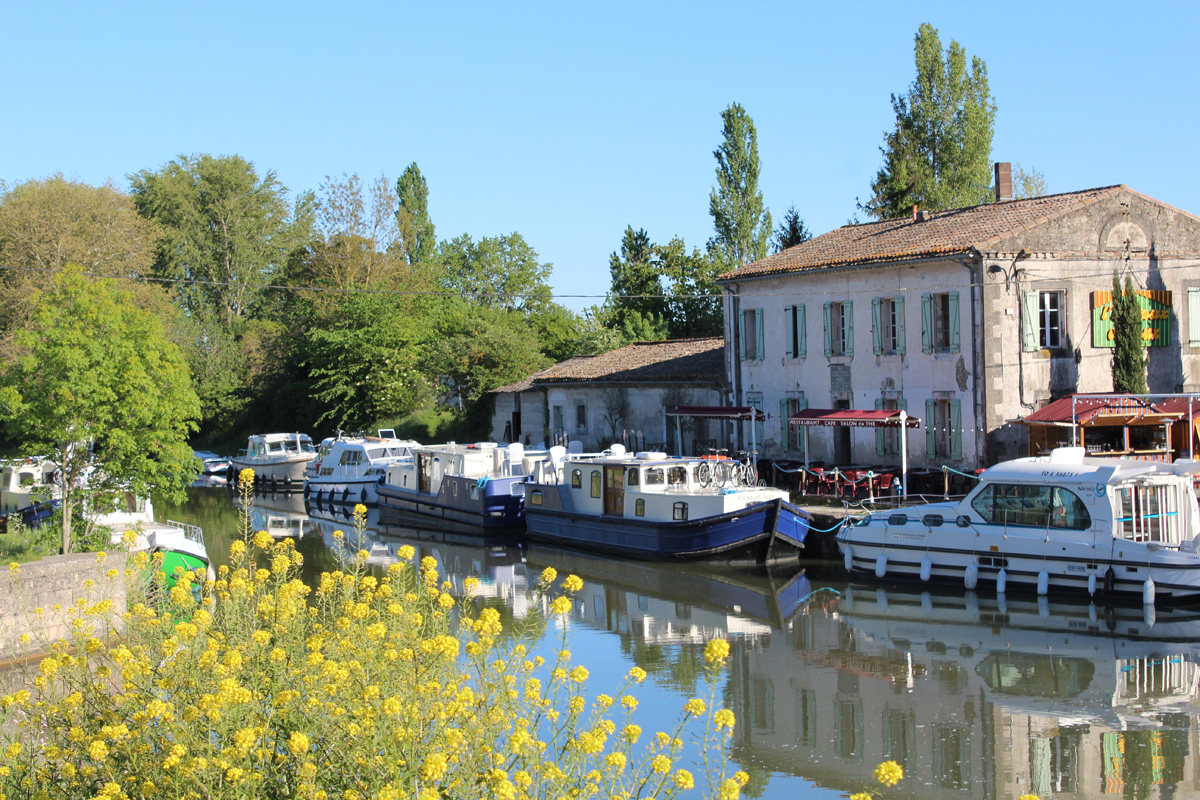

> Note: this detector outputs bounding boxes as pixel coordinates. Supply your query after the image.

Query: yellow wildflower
[713,708,736,730]
[874,760,904,788]
[540,566,557,585]
[628,666,647,683]
[684,698,706,717]
[550,596,572,615]
[289,732,310,756]
[651,754,671,773]
[563,574,583,592]
[704,637,730,664]
[673,769,694,790]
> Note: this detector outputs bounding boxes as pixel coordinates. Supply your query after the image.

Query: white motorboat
[837,447,1200,604]
[304,431,418,507]
[229,433,316,486]
[0,457,60,516]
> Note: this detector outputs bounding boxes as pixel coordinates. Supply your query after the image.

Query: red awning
[789,409,921,428]
[666,405,766,422]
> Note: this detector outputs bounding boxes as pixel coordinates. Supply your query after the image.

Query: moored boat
[229,433,316,487]
[304,431,418,507]
[837,447,1200,604]
[521,445,811,564]
[376,442,547,534]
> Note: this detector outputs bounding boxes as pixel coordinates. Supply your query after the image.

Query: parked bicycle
[695,449,760,488]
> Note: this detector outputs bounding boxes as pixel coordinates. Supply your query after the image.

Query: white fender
[843,545,854,573]
[996,568,1007,594]
[1037,571,1049,596]
[1088,572,1098,596]
[1143,577,1156,606]
[964,563,979,590]
[875,553,888,578]
[920,591,932,613]
[964,590,979,617]
[919,557,932,582]
[1144,603,1157,628]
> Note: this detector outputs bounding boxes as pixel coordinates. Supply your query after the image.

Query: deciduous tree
[438,232,554,314]
[708,103,772,268]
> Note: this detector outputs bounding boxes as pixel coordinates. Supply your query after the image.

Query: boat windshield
[970,483,1091,530]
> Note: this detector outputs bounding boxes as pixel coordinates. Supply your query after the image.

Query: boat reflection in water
[234,490,311,540]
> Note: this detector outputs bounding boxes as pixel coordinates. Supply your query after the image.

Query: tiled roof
[491,338,725,393]
[719,185,1126,280]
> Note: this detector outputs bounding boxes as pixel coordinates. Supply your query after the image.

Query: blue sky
[4,1,1199,312]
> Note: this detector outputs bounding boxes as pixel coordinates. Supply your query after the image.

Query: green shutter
[780,399,790,450]
[784,306,794,358]
[738,309,747,361]
[798,397,809,456]
[1021,291,1039,351]
[1189,288,1200,346]
[949,291,961,354]
[845,300,855,357]
[797,305,807,358]
[872,297,883,355]
[875,398,885,455]
[755,309,765,360]
[921,293,933,354]
[926,399,937,457]
[950,398,963,460]
[823,302,832,357]
[896,296,906,355]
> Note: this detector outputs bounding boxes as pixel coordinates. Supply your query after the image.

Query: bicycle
[696,448,759,488]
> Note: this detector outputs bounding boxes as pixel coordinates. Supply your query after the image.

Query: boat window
[975,653,1094,697]
[635,499,645,517]
[971,483,1091,530]
[339,450,362,465]
[628,469,640,487]
[18,473,34,488]
[673,502,688,521]
[452,482,458,496]
[922,514,944,528]
[887,514,908,526]
[529,490,543,506]
[368,449,386,461]
[1116,482,1181,544]
[571,469,582,489]
[590,471,601,498]
[645,468,665,486]
[956,515,971,527]
[470,485,479,501]
[667,466,687,486]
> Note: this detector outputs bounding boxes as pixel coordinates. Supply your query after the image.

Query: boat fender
[361,489,368,504]
[996,568,1007,594]
[964,563,978,590]
[1088,603,1097,626]
[1144,603,1156,629]
[996,593,1007,615]
[919,557,932,582]
[1143,577,1156,606]
[1105,605,1117,632]
[303,483,310,497]
[964,591,979,617]
[1104,567,1116,594]
[920,591,932,613]
[1038,595,1049,619]
[875,588,889,612]
[1087,572,1097,596]
[843,545,854,573]
[1036,571,1049,596]
[875,553,887,579]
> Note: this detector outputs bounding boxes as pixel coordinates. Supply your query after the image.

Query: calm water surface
[159,485,1200,799]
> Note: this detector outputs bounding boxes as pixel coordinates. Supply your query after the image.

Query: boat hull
[376,474,526,535]
[230,455,312,484]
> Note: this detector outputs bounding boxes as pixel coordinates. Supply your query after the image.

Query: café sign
[1091,289,1171,347]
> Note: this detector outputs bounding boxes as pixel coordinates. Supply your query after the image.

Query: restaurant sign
[1091,290,1171,347]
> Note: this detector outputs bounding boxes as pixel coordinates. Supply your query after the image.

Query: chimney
[995,162,1012,202]
[912,204,918,222]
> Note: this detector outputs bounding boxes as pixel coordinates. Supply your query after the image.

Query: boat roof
[250,432,313,442]
[981,448,1200,485]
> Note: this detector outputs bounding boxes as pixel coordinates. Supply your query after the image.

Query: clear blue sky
[4,1,1199,312]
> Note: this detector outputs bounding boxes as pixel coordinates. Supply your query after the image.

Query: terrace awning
[665,405,766,422]
[789,409,921,428]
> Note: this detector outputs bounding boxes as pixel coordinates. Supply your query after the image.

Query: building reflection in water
[295,496,1200,799]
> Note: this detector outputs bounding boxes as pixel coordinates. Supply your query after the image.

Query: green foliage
[862,23,996,220]
[1013,164,1048,199]
[610,226,668,322]
[771,205,812,253]
[395,162,436,266]
[708,103,772,268]
[439,232,554,314]
[574,312,627,356]
[1111,270,1147,394]
[526,303,585,363]
[0,267,200,553]
[657,237,722,339]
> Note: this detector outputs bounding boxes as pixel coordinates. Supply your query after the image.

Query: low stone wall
[0,551,128,663]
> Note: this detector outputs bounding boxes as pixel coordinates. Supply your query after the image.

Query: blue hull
[376,475,527,535]
[524,496,810,564]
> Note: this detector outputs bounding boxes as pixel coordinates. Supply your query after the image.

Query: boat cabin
[244,433,315,459]
[0,458,59,513]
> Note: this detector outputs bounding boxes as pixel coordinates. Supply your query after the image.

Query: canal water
[160,485,1200,799]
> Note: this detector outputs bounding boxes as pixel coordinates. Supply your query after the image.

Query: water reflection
[161,487,1200,799]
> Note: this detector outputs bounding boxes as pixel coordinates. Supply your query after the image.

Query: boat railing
[167,519,206,548]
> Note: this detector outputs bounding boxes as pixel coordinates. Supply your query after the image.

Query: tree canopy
[771,206,813,253]
[862,23,996,220]
[0,267,200,553]
[708,103,772,268]
[396,163,436,266]
[438,232,554,315]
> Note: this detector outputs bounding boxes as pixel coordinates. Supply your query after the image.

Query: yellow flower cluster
[0,502,744,800]
[873,760,903,788]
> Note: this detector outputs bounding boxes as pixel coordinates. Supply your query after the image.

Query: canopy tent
[1012,393,1184,460]
[664,406,766,459]
[788,408,922,499]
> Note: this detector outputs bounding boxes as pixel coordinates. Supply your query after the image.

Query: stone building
[488,337,726,451]
[717,165,1200,468]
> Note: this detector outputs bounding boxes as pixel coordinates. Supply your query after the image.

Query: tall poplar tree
[708,103,771,268]
[862,23,996,220]
[396,163,435,266]
[1111,270,1147,394]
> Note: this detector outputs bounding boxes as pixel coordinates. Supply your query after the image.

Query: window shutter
[1190,288,1200,346]
[921,293,933,354]
[780,399,790,450]
[896,296,906,355]
[738,309,747,361]
[845,300,855,357]
[875,398,885,455]
[872,298,882,355]
[949,291,961,354]
[823,302,832,357]
[755,309,765,361]
[798,397,808,456]
[949,399,963,460]
[1020,291,1039,351]
[784,306,794,358]
[797,305,807,358]
[926,399,937,456]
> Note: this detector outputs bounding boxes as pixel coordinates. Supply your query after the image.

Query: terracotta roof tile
[491,338,725,393]
[719,186,1126,280]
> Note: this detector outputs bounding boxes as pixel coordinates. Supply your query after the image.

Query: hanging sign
[1091,290,1171,347]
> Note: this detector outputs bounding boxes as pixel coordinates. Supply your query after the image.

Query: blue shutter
[1021,291,1039,351]
[896,296,906,355]
[845,300,855,357]
[949,291,961,354]
[780,399,791,451]
[950,399,963,460]
[823,302,832,357]
[738,309,747,361]
[926,399,937,457]
[755,309,765,360]
[875,398,885,455]
[921,293,933,354]
[872,297,883,355]
[784,306,794,358]
[797,305,807,358]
